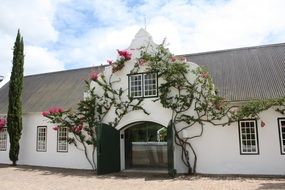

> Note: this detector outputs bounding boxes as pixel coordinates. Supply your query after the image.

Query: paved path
[0,165,284,190]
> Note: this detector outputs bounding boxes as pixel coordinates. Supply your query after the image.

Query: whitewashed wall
[0,113,93,170]
[1,109,284,175]
[183,108,285,175]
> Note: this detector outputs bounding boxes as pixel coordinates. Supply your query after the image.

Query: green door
[167,120,176,177]
[96,123,120,175]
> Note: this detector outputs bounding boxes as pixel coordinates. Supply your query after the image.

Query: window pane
[239,121,258,154]
[0,128,7,151]
[130,74,142,98]
[279,119,285,154]
[58,127,68,152]
[144,73,157,97]
[37,127,47,152]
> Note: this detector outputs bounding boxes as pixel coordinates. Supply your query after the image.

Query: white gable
[128,28,157,50]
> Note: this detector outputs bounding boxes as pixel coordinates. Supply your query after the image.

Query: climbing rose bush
[90,71,99,81]
[108,49,132,73]
[42,107,64,117]
[117,49,132,60]
[0,118,7,131]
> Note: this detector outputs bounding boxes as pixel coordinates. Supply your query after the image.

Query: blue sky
[1,0,285,86]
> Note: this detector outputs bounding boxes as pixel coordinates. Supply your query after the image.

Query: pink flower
[42,107,64,117]
[261,121,266,127]
[176,56,187,63]
[90,71,99,81]
[201,72,209,78]
[0,118,7,128]
[171,56,176,62]
[42,111,50,117]
[73,125,83,134]
[52,126,60,131]
[107,60,113,65]
[138,59,146,65]
[117,49,132,60]
[48,107,64,114]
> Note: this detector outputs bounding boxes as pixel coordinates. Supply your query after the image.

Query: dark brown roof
[0,66,105,114]
[184,43,285,101]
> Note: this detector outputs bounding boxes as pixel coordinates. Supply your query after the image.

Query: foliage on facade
[138,43,285,173]
[7,30,24,166]
[0,118,7,131]
[42,52,147,170]
[44,42,285,174]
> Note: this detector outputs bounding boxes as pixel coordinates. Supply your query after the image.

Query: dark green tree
[7,30,24,166]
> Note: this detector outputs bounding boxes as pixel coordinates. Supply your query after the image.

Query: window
[129,73,157,98]
[238,120,259,154]
[278,118,285,154]
[57,127,68,152]
[129,74,142,97]
[37,126,47,152]
[0,128,7,151]
[144,73,157,97]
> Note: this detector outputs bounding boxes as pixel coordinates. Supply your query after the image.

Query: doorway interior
[124,122,168,170]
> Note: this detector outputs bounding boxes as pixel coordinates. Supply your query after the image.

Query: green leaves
[7,30,24,166]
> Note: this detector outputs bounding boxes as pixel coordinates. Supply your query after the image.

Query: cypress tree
[7,30,24,166]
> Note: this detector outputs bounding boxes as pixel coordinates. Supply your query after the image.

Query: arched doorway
[124,122,168,169]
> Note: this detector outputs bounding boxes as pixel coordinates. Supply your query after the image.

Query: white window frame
[129,74,143,98]
[57,127,68,152]
[239,120,259,155]
[278,118,285,155]
[0,128,7,151]
[37,126,47,152]
[129,72,157,98]
[143,73,158,97]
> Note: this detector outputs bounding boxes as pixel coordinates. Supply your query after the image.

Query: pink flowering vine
[73,124,83,134]
[0,118,7,130]
[117,49,132,60]
[138,58,146,66]
[90,71,99,81]
[48,107,64,114]
[107,60,113,65]
[201,72,209,79]
[52,126,60,131]
[41,111,50,117]
[108,49,132,73]
[171,55,187,63]
[261,121,266,127]
[41,107,64,117]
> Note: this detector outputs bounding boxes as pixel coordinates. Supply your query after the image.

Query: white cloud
[0,0,64,87]
[55,25,141,68]
[0,0,58,45]
[185,0,285,53]
[25,46,65,75]
[52,0,285,70]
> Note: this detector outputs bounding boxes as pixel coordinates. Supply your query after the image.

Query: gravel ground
[0,164,285,190]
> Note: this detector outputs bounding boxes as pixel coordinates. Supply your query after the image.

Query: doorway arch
[124,121,168,169]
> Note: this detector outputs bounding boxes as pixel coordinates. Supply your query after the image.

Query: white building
[0,29,284,175]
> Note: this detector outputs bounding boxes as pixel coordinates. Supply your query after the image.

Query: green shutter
[96,123,120,175]
[167,120,176,177]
